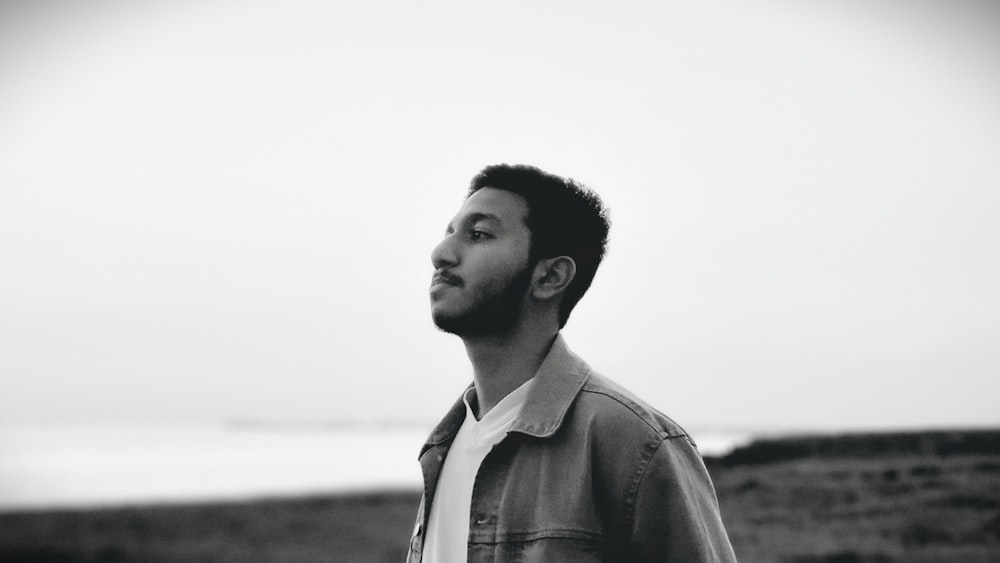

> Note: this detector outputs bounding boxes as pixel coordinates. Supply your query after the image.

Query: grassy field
[712,454,1000,562]
[2,431,998,562]
[0,491,422,563]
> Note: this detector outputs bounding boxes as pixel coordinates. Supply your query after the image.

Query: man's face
[430,187,534,337]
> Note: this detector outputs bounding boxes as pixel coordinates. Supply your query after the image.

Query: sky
[1,0,998,433]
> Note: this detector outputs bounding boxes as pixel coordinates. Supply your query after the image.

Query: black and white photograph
[1,0,998,561]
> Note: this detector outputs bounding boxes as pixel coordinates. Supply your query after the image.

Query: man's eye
[470,229,492,241]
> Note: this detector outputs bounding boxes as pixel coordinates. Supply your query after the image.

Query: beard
[432,262,533,338]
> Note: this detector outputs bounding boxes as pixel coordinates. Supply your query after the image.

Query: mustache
[431,270,463,287]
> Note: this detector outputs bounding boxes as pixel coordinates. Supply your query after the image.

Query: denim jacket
[408,335,737,562]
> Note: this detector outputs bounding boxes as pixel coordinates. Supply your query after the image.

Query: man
[409,164,736,562]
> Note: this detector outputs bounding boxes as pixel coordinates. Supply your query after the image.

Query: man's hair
[468,163,610,328]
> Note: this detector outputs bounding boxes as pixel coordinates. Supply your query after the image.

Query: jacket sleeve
[628,434,737,562]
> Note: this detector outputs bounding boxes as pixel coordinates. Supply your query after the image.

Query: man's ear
[531,256,577,300]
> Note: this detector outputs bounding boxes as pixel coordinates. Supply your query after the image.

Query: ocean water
[0,423,751,512]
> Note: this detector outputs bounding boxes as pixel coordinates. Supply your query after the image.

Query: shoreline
[3,452,998,562]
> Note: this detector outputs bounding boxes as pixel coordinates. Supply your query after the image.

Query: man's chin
[432,308,487,337]
[432,310,519,338]
[431,311,466,336]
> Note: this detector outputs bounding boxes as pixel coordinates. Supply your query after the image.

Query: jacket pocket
[470,531,605,563]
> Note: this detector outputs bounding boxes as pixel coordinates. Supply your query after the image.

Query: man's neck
[462,322,558,420]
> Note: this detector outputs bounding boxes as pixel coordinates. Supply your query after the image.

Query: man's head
[430,164,610,336]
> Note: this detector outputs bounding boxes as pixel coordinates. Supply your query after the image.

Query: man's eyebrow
[465,212,503,225]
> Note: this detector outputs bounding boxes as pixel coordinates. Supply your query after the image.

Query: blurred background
[1,0,998,559]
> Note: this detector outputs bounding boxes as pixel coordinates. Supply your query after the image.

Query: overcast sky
[1,0,997,432]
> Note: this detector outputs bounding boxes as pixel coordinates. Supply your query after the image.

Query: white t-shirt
[422,378,534,563]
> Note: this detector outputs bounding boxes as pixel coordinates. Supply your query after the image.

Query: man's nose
[431,235,459,269]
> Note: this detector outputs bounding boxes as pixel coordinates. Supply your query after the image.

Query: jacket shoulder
[575,371,694,445]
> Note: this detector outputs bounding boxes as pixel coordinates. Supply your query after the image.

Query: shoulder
[560,370,719,542]
[572,370,696,448]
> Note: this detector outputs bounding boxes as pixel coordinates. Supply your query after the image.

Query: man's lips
[431,271,463,289]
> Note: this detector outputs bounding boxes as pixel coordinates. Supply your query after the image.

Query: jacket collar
[509,333,592,438]
[421,333,591,455]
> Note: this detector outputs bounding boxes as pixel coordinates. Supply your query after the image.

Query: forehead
[454,187,529,227]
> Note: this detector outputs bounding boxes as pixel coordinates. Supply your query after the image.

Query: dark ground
[2,430,998,562]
